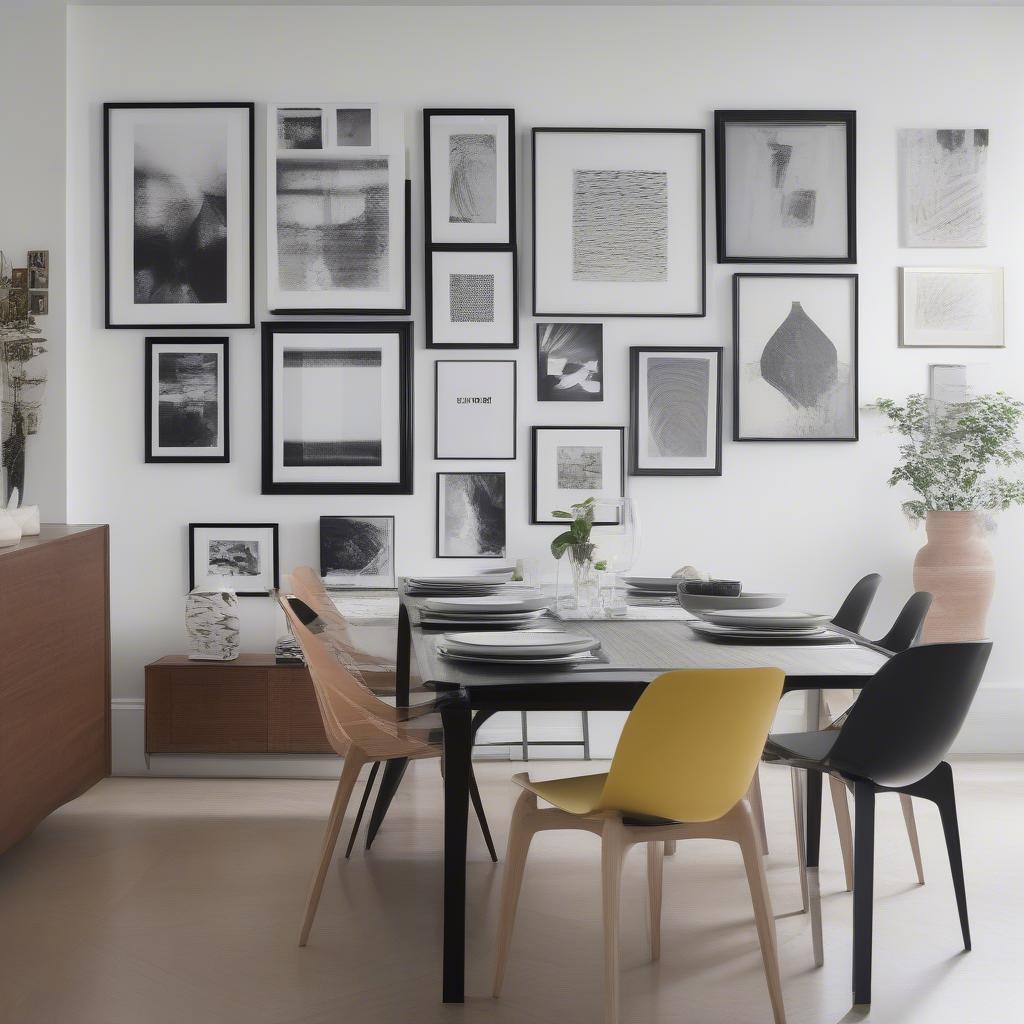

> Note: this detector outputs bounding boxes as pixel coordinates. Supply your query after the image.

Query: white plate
[623,576,682,590]
[424,594,547,614]
[409,578,509,588]
[689,621,827,639]
[438,647,600,666]
[423,607,546,620]
[442,630,599,658]
[703,609,831,630]
[677,592,787,614]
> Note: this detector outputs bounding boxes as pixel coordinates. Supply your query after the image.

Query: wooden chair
[493,667,787,1024]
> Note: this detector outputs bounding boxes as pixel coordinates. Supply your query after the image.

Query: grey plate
[677,592,787,614]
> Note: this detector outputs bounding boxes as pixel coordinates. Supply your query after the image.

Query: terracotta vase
[912,511,995,642]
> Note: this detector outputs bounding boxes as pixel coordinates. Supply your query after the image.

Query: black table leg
[396,602,411,709]
[441,702,472,1003]
[852,781,876,1005]
[805,769,823,868]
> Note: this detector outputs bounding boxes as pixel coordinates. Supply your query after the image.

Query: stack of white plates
[688,609,835,642]
[419,593,548,629]
[621,576,681,599]
[437,629,602,665]
[677,591,787,615]
[406,568,514,596]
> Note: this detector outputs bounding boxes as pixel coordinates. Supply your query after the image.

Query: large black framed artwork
[188,522,279,596]
[434,360,517,460]
[531,425,626,525]
[261,321,413,494]
[145,337,229,463]
[629,346,722,476]
[426,248,518,348]
[320,515,396,589]
[532,128,705,317]
[733,274,859,442]
[715,110,856,264]
[436,472,507,558]
[267,103,409,314]
[104,103,254,329]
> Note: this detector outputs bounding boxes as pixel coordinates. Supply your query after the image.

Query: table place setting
[435,629,604,666]
[418,592,550,629]
[404,567,516,597]
[685,609,853,646]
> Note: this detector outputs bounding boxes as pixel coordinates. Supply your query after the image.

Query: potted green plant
[550,497,607,611]
[875,391,1024,641]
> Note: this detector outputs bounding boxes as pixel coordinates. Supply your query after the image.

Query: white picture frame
[900,267,1004,348]
[434,360,517,460]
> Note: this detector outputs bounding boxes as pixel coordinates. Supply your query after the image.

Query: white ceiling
[46,0,1024,8]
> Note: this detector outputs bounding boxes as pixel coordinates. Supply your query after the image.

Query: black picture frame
[144,337,229,464]
[530,425,626,525]
[435,471,507,559]
[531,127,706,318]
[434,359,517,460]
[628,346,723,476]
[104,102,255,329]
[260,320,414,494]
[714,110,857,265]
[188,522,279,597]
[732,273,859,442]
[319,514,396,589]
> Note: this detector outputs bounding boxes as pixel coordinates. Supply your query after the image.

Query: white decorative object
[0,508,21,547]
[673,566,710,581]
[186,587,240,661]
[5,488,40,536]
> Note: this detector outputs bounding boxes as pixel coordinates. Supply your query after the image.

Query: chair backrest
[832,573,882,632]
[875,591,932,653]
[598,668,785,823]
[830,641,991,788]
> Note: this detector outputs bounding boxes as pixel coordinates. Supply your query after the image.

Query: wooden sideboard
[145,655,333,755]
[0,525,110,855]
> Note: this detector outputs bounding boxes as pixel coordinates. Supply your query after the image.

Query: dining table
[391,583,891,1003]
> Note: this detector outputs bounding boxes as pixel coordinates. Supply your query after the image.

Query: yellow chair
[492,667,787,1024]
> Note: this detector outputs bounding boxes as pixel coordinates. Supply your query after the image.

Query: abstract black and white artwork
[262,322,412,494]
[531,426,625,524]
[145,337,228,463]
[450,273,494,322]
[715,111,855,263]
[105,103,253,328]
[900,130,988,247]
[629,346,722,475]
[189,523,278,596]
[435,360,516,459]
[536,323,603,401]
[900,267,1003,348]
[424,110,515,245]
[428,249,517,347]
[533,128,704,316]
[267,104,407,313]
[733,274,858,441]
[320,515,395,588]
[437,472,507,558]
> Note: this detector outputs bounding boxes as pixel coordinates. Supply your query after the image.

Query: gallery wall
[64,3,1024,772]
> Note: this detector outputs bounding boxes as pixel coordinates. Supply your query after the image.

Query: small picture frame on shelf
[434,359,516,459]
[531,425,625,524]
[320,515,396,589]
[436,471,507,558]
[188,522,279,596]
[426,248,517,348]
[28,292,48,315]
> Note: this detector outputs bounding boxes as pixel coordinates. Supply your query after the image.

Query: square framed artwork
[261,321,413,494]
[188,523,279,596]
[532,128,705,316]
[536,323,603,401]
[320,515,395,589]
[629,346,722,475]
[434,359,516,459]
[733,274,858,441]
[104,102,254,328]
[145,337,229,463]
[531,426,626,525]
[715,110,856,263]
[427,248,517,347]
[899,267,1004,348]
[266,103,409,315]
[928,363,992,408]
[424,109,515,246]
[436,472,507,558]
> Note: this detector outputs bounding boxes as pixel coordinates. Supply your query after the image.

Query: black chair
[832,573,883,633]
[764,640,992,1005]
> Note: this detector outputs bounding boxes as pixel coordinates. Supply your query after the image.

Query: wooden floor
[0,759,1020,1024]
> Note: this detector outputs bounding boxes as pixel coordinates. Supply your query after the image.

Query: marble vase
[186,587,240,661]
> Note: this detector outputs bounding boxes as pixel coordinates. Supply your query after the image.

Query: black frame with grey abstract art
[104,102,254,329]
[188,522,279,596]
[319,515,396,589]
[629,346,722,476]
[530,425,626,525]
[436,472,507,559]
[145,337,229,463]
[536,323,603,402]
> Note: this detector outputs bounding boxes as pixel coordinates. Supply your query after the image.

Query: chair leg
[364,757,409,850]
[493,790,539,997]
[345,760,380,860]
[664,839,677,856]
[600,815,627,1024]
[829,773,855,892]
[900,794,926,886]
[748,764,769,855]
[790,768,809,913]
[852,781,876,1005]
[646,841,663,961]
[299,752,366,947]
[469,767,498,862]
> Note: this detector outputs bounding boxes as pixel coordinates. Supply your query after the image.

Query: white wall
[65,3,1024,773]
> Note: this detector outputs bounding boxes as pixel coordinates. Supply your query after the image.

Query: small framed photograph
[533,127,705,316]
[928,363,992,408]
[145,338,229,463]
[320,515,395,589]
[531,425,625,525]
[261,321,413,494]
[27,250,48,272]
[899,267,1003,348]
[436,472,507,558]
[29,269,48,290]
[188,523,279,596]
[29,292,48,315]
[424,109,515,246]
[427,248,517,348]
[10,268,28,291]
[733,273,858,441]
[536,323,603,401]
[715,110,856,263]
[629,346,722,476]
[434,359,516,459]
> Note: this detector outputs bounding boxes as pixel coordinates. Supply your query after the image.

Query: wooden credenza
[0,525,110,854]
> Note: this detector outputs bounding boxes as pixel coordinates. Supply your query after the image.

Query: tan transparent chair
[278,590,496,946]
